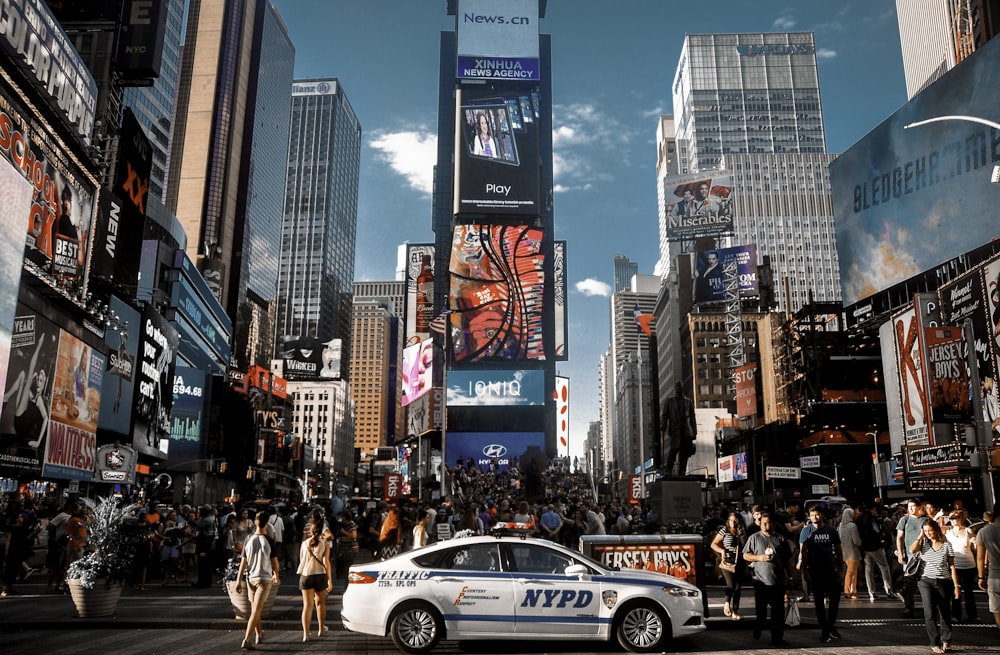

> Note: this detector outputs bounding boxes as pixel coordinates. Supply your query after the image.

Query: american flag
[429,309,451,335]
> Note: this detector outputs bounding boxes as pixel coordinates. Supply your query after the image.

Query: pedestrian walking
[743,512,792,647]
[975,504,1000,634]
[911,519,960,653]
[297,511,332,642]
[234,509,280,650]
[800,504,843,643]
[946,509,978,622]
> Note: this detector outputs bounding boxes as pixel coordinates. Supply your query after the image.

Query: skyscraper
[167,0,295,373]
[275,79,361,376]
[896,0,1000,99]
[613,255,639,294]
[671,33,827,174]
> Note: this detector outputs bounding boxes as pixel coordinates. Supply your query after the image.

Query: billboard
[734,363,757,419]
[0,0,97,145]
[132,305,179,458]
[168,366,206,466]
[456,0,539,81]
[830,35,1000,307]
[941,267,997,441]
[97,297,141,437]
[985,256,1000,441]
[553,240,567,360]
[115,0,169,81]
[0,308,59,473]
[924,326,972,423]
[276,335,342,380]
[693,245,758,304]
[455,83,541,216]
[449,224,545,362]
[717,452,749,484]
[663,171,734,241]
[0,154,34,399]
[886,305,932,447]
[447,369,545,406]
[404,243,436,347]
[1,86,97,293]
[42,331,105,481]
[445,431,545,472]
[401,338,434,408]
[555,375,569,455]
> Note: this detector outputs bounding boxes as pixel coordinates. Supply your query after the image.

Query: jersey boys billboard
[455,83,541,216]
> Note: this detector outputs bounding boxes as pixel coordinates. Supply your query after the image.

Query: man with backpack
[858,502,894,600]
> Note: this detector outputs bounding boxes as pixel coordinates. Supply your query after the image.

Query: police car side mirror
[565,564,589,579]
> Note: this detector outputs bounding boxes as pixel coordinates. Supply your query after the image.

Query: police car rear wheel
[615,602,669,653]
[390,602,443,654]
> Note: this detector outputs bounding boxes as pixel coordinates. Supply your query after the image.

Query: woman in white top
[911,519,961,653]
[945,509,978,622]
[296,511,332,642]
[471,111,499,159]
[235,510,279,650]
[413,509,435,549]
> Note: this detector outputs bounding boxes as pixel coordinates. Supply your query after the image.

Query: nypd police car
[341,535,705,653]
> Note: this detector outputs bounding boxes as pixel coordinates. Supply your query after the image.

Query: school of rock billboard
[454,83,541,216]
[663,170,734,241]
[0,84,97,293]
[830,35,1000,307]
[132,305,179,458]
[456,0,539,81]
[449,224,544,361]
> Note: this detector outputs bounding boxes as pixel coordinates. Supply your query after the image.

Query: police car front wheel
[616,602,670,653]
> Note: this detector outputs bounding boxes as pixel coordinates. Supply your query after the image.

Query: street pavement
[2,570,999,654]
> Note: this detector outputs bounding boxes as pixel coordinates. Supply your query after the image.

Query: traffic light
[715,429,725,458]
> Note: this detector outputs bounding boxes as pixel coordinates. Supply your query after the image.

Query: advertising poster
[940,270,996,440]
[456,0,539,81]
[97,297,140,437]
[0,308,58,473]
[582,538,700,588]
[924,326,972,424]
[0,86,97,293]
[555,375,569,456]
[401,338,434,408]
[405,244,435,347]
[734,363,757,419]
[168,366,206,466]
[445,431,545,472]
[880,318,906,454]
[455,83,541,216]
[449,224,545,362]
[693,245,757,304]
[892,306,931,446]
[42,331,104,480]
[447,369,545,406]
[276,335,342,380]
[0,155,34,398]
[553,240,567,360]
[663,171,734,241]
[984,256,1000,442]
[132,305,179,458]
[717,455,735,483]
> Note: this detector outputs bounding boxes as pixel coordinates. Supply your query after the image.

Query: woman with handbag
[911,519,962,653]
[297,512,332,642]
[711,511,747,620]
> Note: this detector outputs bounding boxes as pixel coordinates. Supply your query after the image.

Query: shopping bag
[785,597,801,627]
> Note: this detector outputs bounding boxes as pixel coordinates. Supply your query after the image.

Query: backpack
[857,512,882,551]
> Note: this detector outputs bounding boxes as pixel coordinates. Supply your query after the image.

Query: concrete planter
[68,578,124,618]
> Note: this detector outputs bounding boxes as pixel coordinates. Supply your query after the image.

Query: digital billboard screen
[456,0,539,81]
[401,338,434,408]
[169,366,206,466]
[445,431,545,472]
[447,369,545,406]
[132,305,179,458]
[276,335,342,380]
[830,35,1000,307]
[455,83,541,216]
[97,296,141,437]
[404,244,436,347]
[449,224,544,361]
[553,240,567,360]
[0,153,34,399]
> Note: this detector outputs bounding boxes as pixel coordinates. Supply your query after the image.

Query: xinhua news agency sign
[456,0,539,81]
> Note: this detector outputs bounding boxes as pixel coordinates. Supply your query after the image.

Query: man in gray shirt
[896,499,929,617]
[744,513,792,647]
[977,502,1000,633]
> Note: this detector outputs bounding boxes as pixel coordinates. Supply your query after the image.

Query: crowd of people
[3,469,1000,653]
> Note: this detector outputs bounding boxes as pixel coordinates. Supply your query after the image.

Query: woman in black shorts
[297,512,332,642]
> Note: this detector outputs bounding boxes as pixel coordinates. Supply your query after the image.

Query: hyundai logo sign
[483,444,508,458]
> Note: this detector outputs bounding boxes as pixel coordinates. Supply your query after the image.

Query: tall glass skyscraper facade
[276,80,361,373]
[671,33,826,174]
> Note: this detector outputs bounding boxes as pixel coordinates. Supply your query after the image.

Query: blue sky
[269,0,907,460]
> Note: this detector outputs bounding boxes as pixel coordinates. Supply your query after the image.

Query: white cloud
[368,129,437,195]
[575,278,611,297]
[773,14,796,30]
[816,48,837,61]
[551,102,639,191]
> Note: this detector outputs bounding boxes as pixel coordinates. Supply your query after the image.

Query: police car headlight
[666,587,700,598]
